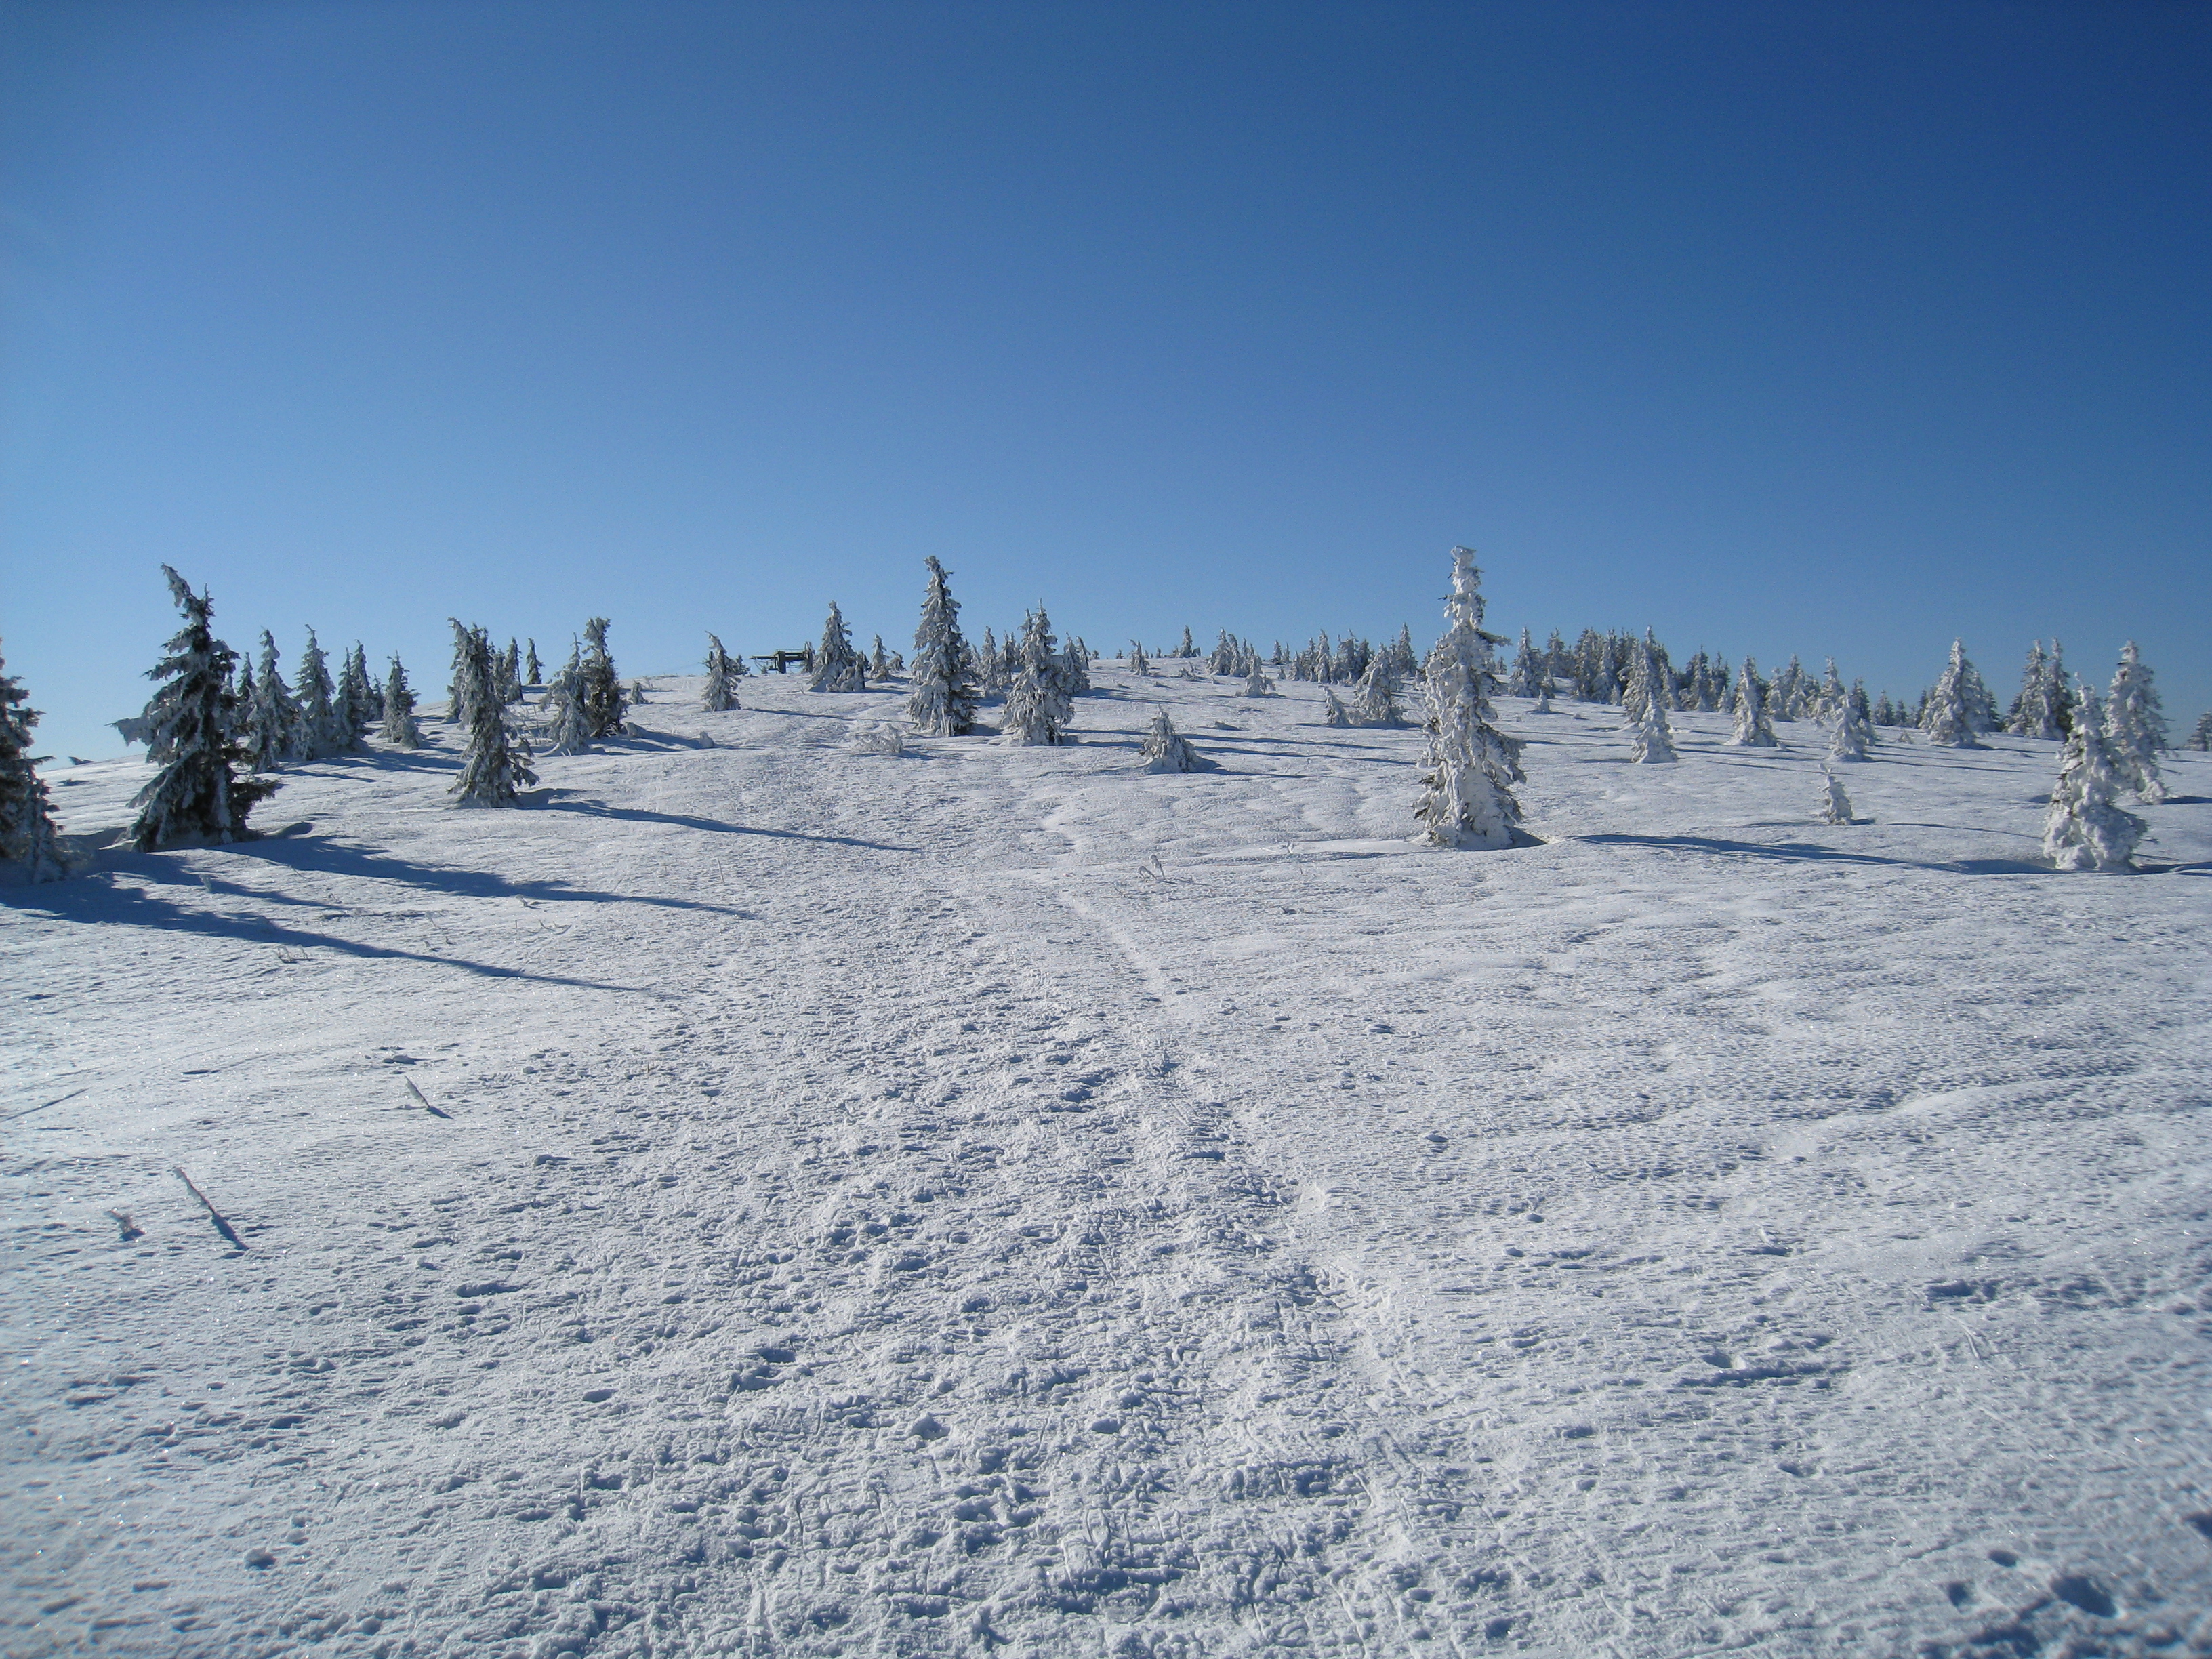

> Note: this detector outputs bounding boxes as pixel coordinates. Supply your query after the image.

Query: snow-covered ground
[7,667,2212,1658]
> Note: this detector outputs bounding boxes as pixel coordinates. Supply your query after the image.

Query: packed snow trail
[5,671,2212,1656]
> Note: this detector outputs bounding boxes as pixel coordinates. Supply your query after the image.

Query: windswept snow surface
[7,671,2212,1658]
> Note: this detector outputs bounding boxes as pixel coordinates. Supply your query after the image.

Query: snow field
[6,668,2212,1657]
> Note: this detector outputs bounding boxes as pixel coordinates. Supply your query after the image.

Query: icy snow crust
[7,670,2212,1658]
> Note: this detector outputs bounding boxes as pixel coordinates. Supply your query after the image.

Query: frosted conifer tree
[381,655,422,747]
[906,557,978,735]
[2043,640,2074,733]
[2188,711,2211,750]
[1769,655,1807,720]
[1061,640,1093,695]
[493,639,518,704]
[1176,626,1195,658]
[1729,658,1779,747]
[448,621,536,806]
[1921,639,1988,747]
[2104,640,2168,802]
[869,634,892,679]
[975,628,1004,694]
[0,644,68,880]
[296,629,342,758]
[1533,675,1554,714]
[1810,659,1845,720]
[2044,684,2144,871]
[1413,548,1525,848]
[1323,688,1352,726]
[579,617,626,737]
[1626,644,1676,762]
[525,639,542,687]
[544,642,594,755]
[128,568,276,848]
[1128,641,1151,676]
[1349,658,1401,725]
[1389,625,1418,680]
[701,634,740,712]
[1139,708,1208,773]
[1817,767,1854,825]
[806,603,866,692]
[1243,659,1277,699]
[248,631,300,771]
[1828,680,1874,760]
[2007,642,2060,738]
[1000,608,1073,745]
[331,642,371,750]
[1509,630,1543,697]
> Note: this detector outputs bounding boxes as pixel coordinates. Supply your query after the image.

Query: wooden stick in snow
[405,1079,452,1119]
[173,1168,245,1249]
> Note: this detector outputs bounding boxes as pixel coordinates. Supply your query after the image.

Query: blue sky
[4,1,2207,761]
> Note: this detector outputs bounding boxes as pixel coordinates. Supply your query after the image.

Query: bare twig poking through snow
[106,1210,144,1242]
[173,1168,245,1250]
[405,1078,453,1119]
[848,720,907,756]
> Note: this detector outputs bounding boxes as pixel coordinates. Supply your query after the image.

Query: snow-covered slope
[7,670,2211,1658]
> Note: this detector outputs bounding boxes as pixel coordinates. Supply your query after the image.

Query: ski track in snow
[6,672,2212,1658]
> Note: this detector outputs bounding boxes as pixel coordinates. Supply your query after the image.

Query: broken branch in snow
[173,1168,245,1249]
[405,1078,453,1119]
[106,1209,144,1242]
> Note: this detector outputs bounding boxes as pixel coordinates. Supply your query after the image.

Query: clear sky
[4,0,2207,762]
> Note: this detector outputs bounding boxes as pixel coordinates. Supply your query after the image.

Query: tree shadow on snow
[1578,833,2047,875]
[226,832,766,912]
[0,872,664,996]
[542,800,917,852]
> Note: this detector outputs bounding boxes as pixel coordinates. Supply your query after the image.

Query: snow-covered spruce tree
[1829,680,1875,760]
[579,617,626,738]
[1769,655,1807,721]
[1413,548,1525,849]
[1626,644,1677,762]
[448,621,537,806]
[2007,642,2060,738]
[128,567,277,849]
[906,557,979,736]
[869,634,891,680]
[1349,657,1402,725]
[0,644,68,880]
[1128,641,1151,676]
[525,639,542,687]
[1509,630,1543,698]
[1389,626,1418,680]
[2044,683,2144,871]
[1208,630,1239,676]
[1817,767,1854,826]
[975,627,1004,695]
[1729,657,1779,747]
[701,634,741,712]
[1242,659,1276,699]
[1323,688,1353,727]
[331,642,371,750]
[295,628,344,759]
[2188,710,2212,750]
[543,642,594,755]
[1061,640,1093,696]
[2043,640,2074,732]
[2104,640,2168,803]
[1533,675,1554,714]
[1810,658,1845,720]
[381,655,422,747]
[1176,626,1195,659]
[1139,708,1208,773]
[806,602,867,692]
[247,631,300,771]
[1000,608,1073,745]
[1921,638,1988,747]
